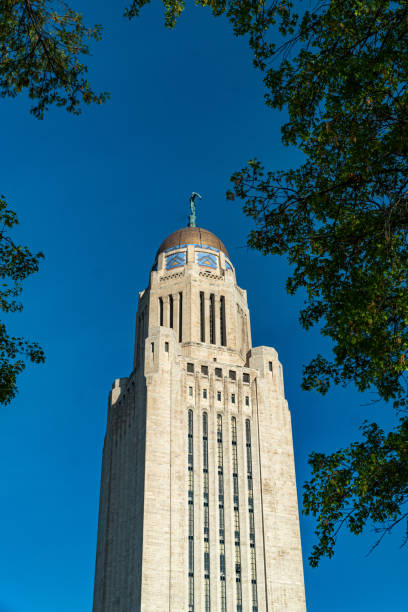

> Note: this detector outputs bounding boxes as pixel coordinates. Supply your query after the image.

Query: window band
[203,412,210,611]
[188,410,194,610]
[246,420,258,611]
[231,417,242,611]
[217,414,226,611]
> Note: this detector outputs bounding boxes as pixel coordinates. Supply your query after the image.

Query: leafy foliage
[0,0,108,117]
[128,0,408,409]
[226,0,408,411]
[0,1,107,403]
[0,196,45,404]
[229,155,408,411]
[127,0,408,562]
[303,418,408,566]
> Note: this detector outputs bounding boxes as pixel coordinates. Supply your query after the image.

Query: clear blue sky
[0,1,406,610]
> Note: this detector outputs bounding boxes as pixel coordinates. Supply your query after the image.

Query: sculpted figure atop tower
[92,218,307,611]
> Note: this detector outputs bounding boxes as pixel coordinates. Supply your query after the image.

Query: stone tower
[92,224,306,611]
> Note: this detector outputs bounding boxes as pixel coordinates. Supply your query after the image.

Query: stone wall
[93,235,306,611]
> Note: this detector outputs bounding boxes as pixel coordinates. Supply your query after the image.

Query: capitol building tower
[92,195,306,612]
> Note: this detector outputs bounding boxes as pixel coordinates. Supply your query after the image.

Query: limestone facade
[92,227,307,611]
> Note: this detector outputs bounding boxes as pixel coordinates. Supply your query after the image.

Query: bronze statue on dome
[188,192,201,227]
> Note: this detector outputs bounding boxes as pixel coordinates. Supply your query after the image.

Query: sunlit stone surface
[92,225,307,611]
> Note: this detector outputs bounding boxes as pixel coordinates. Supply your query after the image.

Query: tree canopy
[1,0,407,565]
[126,0,408,564]
[0,0,107,118]
[0,1,107,404]
[0,196,45,404]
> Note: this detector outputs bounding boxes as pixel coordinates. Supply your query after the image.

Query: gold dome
[157,227,229,258]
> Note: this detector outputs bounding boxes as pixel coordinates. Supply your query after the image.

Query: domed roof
[157,227,229,258]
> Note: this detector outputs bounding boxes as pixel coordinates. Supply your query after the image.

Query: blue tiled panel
[164,243,220,253]
[192,244,219,252]
[166,252,186,270]
[164,244,188,253]
[225,260,233,271]
[197,252,218,269]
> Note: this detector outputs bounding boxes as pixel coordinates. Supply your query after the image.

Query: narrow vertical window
[220,296,227,346]
[231,417,242,611]
[246,420,258,611]
[200,292,205,342]
[179,292,183,342]
[203,412,210,611]
[169,295,174,328]
[188,410,194,611]
[217,415,226,611]
[209,294,215,344]
[159,297,163,326]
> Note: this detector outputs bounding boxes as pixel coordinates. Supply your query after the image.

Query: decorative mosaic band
[197,252,218,269]
[154,247,233,272]
[164,243,220,254]
[164,244,189,253]
[166,252,187,270]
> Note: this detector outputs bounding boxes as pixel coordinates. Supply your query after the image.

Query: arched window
[179,292,183,342]
[209,294,215,344]
[220,295,227,346]
[169,294,174,328]
[200,292,205,342]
